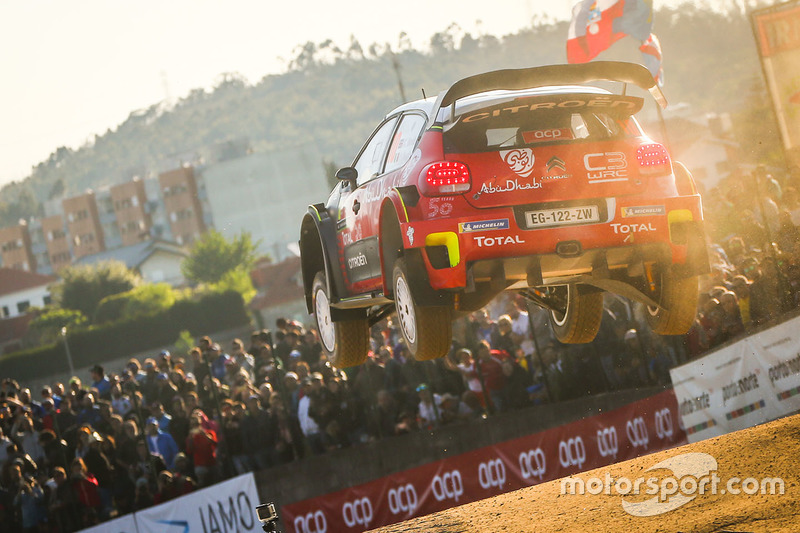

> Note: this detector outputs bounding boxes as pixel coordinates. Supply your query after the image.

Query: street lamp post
[60,327,75,377]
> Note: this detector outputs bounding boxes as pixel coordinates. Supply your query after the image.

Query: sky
[0,0,703,187]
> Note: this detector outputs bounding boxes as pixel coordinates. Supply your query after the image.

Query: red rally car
[299,61,708,367]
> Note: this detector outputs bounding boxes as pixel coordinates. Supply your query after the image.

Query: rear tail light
[421,161,471,195]
[636,143,671,175]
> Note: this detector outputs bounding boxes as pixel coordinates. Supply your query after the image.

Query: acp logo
[341,497,373,528]
[519,448,546,481]
[387,484,418,515]
[478,458,507,490]
[596,426,619,460]
[293,510,327,533]
[501,148,535,178]
[559,436,586,469]
[431,470,464,502]
[627,417,650,449]
[655,408,674,440]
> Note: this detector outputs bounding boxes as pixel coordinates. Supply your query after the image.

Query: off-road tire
[312,271,369,367]
[550,284,604,344]
[393,258,453,360]
[646,273,699,335]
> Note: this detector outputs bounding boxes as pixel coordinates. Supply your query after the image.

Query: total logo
[655,408,674,440]
[475,235,525,247]
[559,436,587,469]
[478,458,507,490]
[611,222,656,234]
[518,448,547,481]
[387,483,418,515]
[626,416,650,449]
[293,510,327,533]
[584,152,628,183]
[596,426,619,459]
[431,470,464,502]
[341,497,373,528]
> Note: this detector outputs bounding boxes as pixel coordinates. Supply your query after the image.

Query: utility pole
[389,48,407,103]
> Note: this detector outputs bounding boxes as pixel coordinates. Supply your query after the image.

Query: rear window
[442,93,643,153]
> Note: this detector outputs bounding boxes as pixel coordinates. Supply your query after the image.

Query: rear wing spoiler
[431,61,666,125]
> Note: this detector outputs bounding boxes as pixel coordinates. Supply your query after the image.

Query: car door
[337,117,398,294]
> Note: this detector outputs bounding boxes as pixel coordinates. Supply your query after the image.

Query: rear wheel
[312,271,369,368]
[646,273,699,335]
[393,258,452,360]
[549,284,604,344]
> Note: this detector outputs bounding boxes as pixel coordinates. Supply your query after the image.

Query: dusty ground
[371,414,800,533]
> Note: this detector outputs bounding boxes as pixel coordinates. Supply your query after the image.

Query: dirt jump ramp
[370,413,800,533]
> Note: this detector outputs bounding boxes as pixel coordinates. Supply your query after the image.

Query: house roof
[249,256,304,310]
[0,268,56,297]
[75,239,188,270]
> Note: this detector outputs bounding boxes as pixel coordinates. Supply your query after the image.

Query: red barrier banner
[282,389,685,533]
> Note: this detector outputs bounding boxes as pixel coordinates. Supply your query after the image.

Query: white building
[0,268,55,318]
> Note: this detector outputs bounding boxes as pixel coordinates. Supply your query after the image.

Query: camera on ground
[256,502,279,532]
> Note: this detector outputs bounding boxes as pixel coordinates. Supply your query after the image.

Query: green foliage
[94,283,177,324]
[0,290,250,382]
[181,230,258,284]
[26,308,87,345]
[174,329,196,357]
[207,269,256,303]
[54,261,140,321]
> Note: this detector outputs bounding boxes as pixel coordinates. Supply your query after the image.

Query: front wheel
[549,284,604,344]
[646,273,699,335]
[393,258,453,360]
[312,271,369,368]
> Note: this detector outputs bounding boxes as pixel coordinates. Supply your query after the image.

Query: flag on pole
[567,0,626,64]
[640,33,664,85]
[567,0,654,64]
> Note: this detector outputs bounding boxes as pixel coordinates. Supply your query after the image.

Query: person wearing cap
[208,343,230,381]
[144,417,179,470]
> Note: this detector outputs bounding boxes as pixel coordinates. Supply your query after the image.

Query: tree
[26,308,87,346]
[53,261,140,320]
[94,283,177,324]
[181,230,258,284]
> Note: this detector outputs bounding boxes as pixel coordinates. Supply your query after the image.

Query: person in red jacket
[70,457,100,528]
[185,410,217,487]
[475,341,506,413]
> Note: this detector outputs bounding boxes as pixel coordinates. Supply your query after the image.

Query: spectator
[185,412,217,487]
[89,366,112,401]
[144,418,179,470]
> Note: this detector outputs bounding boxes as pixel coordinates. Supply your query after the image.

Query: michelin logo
[621,205,665,217]
[459,219,510,233]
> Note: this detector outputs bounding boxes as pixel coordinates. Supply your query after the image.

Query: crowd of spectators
[1,163,799,532]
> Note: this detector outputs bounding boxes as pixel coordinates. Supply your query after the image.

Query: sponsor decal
[341,497,373,528]
[611,222,656,234]
[406,226,415,246]
[546,156,567,174]
[585,152,628,183]
[721,372,760,406]
[626,417,650,449]
[518,448,547,481]
[655,408,674,440]
[431,470,464,502]
[294,510,327,533]
[427,197,454,218]
[347,252,367,269]
[461,95,641,123]
[596,426,619,459]
[336,218,346,231]
[476,177,542,197]
[558,436,586,469]
[501,148,535,178]
[522,128,574,143]
[458,219,510,233]
[387,484,418,515]
[621,205,666,217]
[475,235,525,247]
[478,458,507,490]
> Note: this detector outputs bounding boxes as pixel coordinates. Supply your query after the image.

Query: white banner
[80,513,138,533]
[671,314,800,442]
[135,473,261,533]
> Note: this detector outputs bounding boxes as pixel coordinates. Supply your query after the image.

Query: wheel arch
[379,196,406,296]
[299,205,345,314]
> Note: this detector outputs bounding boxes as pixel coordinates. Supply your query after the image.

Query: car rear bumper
[402,194,706,290]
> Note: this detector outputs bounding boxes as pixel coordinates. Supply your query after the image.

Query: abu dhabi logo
[501,148,535,178]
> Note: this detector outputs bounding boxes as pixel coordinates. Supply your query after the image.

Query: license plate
[525,205,600,228]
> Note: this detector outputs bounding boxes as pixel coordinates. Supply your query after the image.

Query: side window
[385,114,426,174]
[354,118,398,187]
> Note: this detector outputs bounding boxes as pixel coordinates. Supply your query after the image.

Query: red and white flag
[640,33,664,85]
[567,0,626,64]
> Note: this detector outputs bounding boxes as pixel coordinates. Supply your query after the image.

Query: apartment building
[159,167,205,246]
[0,222,35,272]
[111,179,152,246]
[63,192,105,260]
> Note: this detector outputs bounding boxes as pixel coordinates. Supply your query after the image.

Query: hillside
[0,4,765,227]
